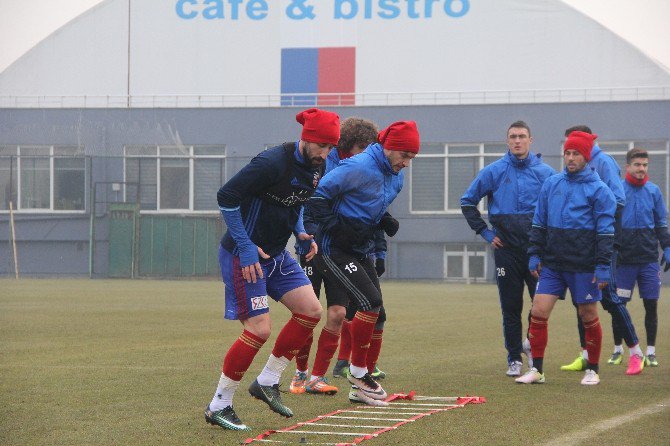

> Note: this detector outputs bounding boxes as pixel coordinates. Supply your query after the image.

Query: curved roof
[1,0,669,97]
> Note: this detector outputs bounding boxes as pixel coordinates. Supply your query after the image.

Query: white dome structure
[1,0,669,99]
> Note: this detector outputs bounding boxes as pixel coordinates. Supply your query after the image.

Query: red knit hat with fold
[296,108,340,146]
[378,121,420,153]
[564,131,598,161]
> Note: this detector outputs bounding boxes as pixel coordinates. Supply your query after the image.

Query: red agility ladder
[241,392,486,445]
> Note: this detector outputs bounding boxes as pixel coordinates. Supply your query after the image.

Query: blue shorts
[219,246,312,320]
[615,263,661,301]
[536,266,602,305]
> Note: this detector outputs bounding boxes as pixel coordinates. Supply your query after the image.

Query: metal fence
[1,86,669,108]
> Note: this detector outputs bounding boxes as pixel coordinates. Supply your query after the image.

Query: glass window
[413,139,670,214]
[160,146,190,157]
[54,157,86,210]
[411,157,444,211]
[448,157,478,209]
[448,145,479,155]
[124,145,226,212]
[160,158,189,209]
[20,147,50,209]
[446,255,463,278]
[126,158,157,210]
[0,146,18,210]
[469,255,485,278]
[0,146,88,212]
[420,143,445,155]
[194,158,225,210]
[445,244,488,281]
[483,143,507,154]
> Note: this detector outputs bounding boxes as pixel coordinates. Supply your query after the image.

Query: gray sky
[1,0,669,74]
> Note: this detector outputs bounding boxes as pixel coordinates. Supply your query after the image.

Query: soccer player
[461,121,555,377]
[204,108,339,431]
[289,117,385,396]
[517,131,616,386]
[559,126,646,376]
[613,148,670,367]
[308,121,420,405]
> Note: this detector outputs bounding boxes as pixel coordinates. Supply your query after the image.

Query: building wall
[1,100,669,278]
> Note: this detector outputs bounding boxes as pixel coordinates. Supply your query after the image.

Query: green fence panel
[138,217,153,275]
[165,218,182,276]
[193,219,210,276]
[207,218,222,275]
[136,215,223,277]
[108,203,139,278]
[180,218,196,276]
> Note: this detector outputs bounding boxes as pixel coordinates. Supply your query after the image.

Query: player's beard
[302,145,325,169]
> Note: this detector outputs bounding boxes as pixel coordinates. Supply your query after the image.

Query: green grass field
[1,279,669,445]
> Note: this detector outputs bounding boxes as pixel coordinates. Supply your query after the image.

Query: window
[444,244,488,282]
[574,140,669,208]
[411,139,669,213]
[411,143,509,213]
[124,145,226,212]
[0,147,17,210]
[0,146,87,212]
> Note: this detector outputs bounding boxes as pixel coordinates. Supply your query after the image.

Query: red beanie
[378,121,420,153]
[296,108,340,146]
[564,131,597,161]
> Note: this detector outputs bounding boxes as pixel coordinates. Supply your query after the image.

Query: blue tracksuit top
[588,144,626,207]
[461,151,556,253]
[529,167,616,272]
[307,143,401,257]
[217,143,322,259]
[295,148,387,256]
[619,178,670,264]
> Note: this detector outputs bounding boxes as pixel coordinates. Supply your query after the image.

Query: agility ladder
[241,391,486,445]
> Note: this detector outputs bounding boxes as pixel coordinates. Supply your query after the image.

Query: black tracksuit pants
[494,248,537,364]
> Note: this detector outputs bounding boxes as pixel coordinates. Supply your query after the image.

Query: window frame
[409,142,506,214]
[0,145,88,214]
[443,244,489,283]
[559,139,670,208]
[410,139,670,214]
[123,144,226,214]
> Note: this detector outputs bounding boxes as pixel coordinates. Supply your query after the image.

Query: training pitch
[1,279,668,445]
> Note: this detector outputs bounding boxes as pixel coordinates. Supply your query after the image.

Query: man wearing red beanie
[559,126,645,377]
[204,108,339,430]
[518,131,617,386]
[307,120,420,405]
[289,117,387,397]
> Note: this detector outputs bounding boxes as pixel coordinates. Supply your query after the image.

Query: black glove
[375,258,385,277]
[379,214,399,237]
[331,225,361,253]
[661,249,670,272]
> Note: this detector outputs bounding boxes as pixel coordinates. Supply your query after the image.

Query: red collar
[625,172,648,187]
[337,148,354,160]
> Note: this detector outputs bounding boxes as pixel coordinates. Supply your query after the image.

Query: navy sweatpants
[494,248,537,364]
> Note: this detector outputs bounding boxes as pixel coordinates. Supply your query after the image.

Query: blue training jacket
[461,151,555,253]
[529,167,616,272]
[619,177,670,264]
[588,144,626,207]
[295,148,387,257]
[217,142,322,259]
[307,143,402,257]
